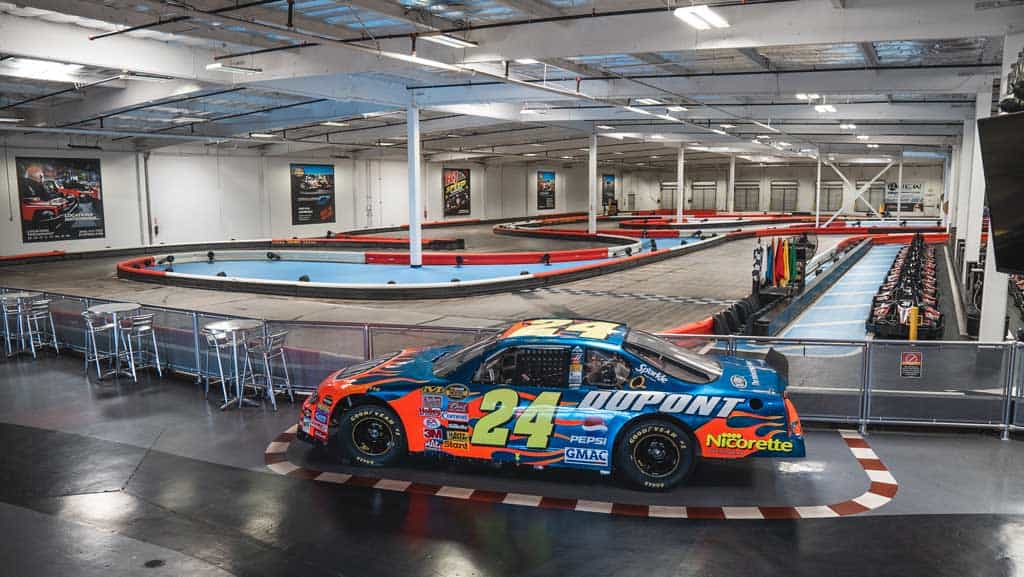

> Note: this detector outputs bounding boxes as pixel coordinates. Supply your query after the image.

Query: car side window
[583,349,632,389]
[477,346,571,388]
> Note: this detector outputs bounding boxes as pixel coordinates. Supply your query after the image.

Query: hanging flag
[789,238,798,285]
[764,243,773,285]
[782,239,791,285]
[774,238,784,285]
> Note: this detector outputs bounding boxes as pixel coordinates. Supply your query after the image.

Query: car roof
[499,319,629,346]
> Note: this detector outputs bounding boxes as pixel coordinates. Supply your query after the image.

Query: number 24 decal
[470,389,561,449]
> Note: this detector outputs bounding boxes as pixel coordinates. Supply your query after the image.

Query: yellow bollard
[908,306,919,341]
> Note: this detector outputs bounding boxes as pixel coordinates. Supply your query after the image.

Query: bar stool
[201,328,232,404]
[25,299,60,358]
[241,330,294,411]
[119,313,163,382]
[1,298,23,355]
[82,310,115,378]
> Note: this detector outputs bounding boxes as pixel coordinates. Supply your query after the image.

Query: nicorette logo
[578,390,744,418]
[705,432,793,452]
[636,364,668,384]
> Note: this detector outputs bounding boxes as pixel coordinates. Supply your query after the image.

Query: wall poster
[884,181,925,212]
[443,168,471,216]
[602,174,616,206]
[537,170,556,210]
[17,157,105,243]
[290,164,336,225]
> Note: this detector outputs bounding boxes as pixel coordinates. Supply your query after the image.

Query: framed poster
[537,170,556,210]
[443,168,471,216]
[17,157,105,243]
[884,181,925,212]
[602,174,616,206]
[290,164,335,225]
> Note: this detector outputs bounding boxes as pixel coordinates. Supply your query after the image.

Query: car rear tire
[337,405,406,467]
[615,419,696,491]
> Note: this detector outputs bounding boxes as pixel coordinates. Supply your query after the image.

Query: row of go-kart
[867,234,944,340]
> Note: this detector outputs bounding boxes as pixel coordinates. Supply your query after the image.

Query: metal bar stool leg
[151,329,163,378]
[49,311,59,355]
[126,331,137,382]
[262,352,278,411]
[214,348,229,404]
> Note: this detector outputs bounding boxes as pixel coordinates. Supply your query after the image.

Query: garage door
[820,181,843,212]
[855,180,886,213]
[770,181,798,212]
[733,181,760,211]
[690,181,717,210]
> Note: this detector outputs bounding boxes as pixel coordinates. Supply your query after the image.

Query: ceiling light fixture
[814,104,837,113]
[250,132,276,138]
[753,121,781,133]
[520,107,542,115]
[840,123,857,130]
[0,117,24,123]
[719,123,735,129]
[650,134,665,140]
[514,58,540,65]
[667,105,688,112]
[524,153,537,157]
[673,5,730,30]
[857,134,870,140]
[710,128,728,136]
[206,62,262,74]
[597,125,615,130]
[419,34,478,48]
[866,143,880,148]
[636,98,663,105]
[796,93,821,101]
[172,117,208,123]
[321,121,349,127]
[378,141,398,146]
[624,106,653,116]
[658,114,682,122]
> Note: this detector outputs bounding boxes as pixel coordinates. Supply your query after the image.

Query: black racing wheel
[337,405,406,466]
[616,419,696,491]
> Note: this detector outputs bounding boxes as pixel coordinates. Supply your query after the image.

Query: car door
[462,345,571,466]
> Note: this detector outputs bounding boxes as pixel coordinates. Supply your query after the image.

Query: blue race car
[297,318,805,490]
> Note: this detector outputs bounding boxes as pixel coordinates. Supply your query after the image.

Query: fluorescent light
[524,153,537,157]
[777,141,792,147]
[650,134,665,140]
[667,105,688,112]
[446,134,460,138]
[650,155,660,159]
[250,132,276,138]
[689,145,709,151]
[751,139,762,144]
[419,34,477,48]
[674,5,730,30]
[206,62,262,74]
[710,128,728,136]
[529,143,544,147]
[172,117,208,123]
[514,58,540,65]
[857,134,870,140]
[378,141,398,147]
[866,143,880,148]
[613,151,624,154]
[0,117,24,123]
[719,123,735,129]
[658,114,682,122]
[753,121,781,133]
[597,125,615,130]
[796,93,808,100]
[520,108,541,115]
[814,104,837,113]
[808,93,821,100]
[636,98,663,105]
[624,106,653,116]
[560,156,572,159]
[362,110,401,119]
[840,123,857,130]
[321,121,349,127]
[755,134,771,139]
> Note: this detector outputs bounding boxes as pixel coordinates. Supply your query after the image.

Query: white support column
[963,90,990,283]
[676,146,685,224]
[896,151,904,223]
[955,123,975,242]
[727,155,736,212]
[588,131,598,235]
[407,101,423,267]
[946,144,960,231]
[815,154,822,227]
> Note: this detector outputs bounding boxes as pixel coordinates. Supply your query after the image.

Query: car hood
[716,355,785,395]
[332,345,457,387]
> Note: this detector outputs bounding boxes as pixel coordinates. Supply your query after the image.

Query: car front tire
[337,405,407,467]
[615,419,696,491]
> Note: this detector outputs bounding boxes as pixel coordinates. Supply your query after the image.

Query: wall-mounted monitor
[978,112,1024,274]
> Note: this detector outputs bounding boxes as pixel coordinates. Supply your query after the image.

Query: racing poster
[537,170,556,210]
[290,164,336,225]
[602,174,616,206]
[17,157,104,243]
[442,168,471,216]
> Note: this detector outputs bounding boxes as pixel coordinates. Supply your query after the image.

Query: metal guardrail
[2,286,1020,438]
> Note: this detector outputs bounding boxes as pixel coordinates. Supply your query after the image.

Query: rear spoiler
[765,347,789,385]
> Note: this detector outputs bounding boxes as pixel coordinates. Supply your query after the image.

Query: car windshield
[432,333,500,377]
[623,330,723,384]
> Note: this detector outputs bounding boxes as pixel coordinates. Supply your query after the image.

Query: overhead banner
[884,181,925,211]
[537,170,556,210]
[443,168,471,216]
[602,174,616,206]
[290,164,336,225]
[17,157,105,244]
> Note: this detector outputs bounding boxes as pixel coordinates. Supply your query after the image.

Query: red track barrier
[0,250,65,261]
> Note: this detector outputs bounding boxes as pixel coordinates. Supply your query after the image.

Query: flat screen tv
[977,112,1024,275]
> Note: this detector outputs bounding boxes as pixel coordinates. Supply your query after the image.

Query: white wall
[0,139,947,257]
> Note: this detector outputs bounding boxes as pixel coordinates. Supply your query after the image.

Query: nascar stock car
[297,319,805,490]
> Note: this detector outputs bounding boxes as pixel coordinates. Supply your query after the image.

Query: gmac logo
[564,447,609,466]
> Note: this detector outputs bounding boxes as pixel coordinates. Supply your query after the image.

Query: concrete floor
[0,233,762,332]
[2,355,1024,577]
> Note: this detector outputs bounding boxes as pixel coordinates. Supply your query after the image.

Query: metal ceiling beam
[860,42,881,67]
[736,48,771,70]
[339,0,459,32]
[491,0,564,19]
[633,53,691,75]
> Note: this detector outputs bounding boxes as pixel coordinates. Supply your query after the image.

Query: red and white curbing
[264,427,897,519]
